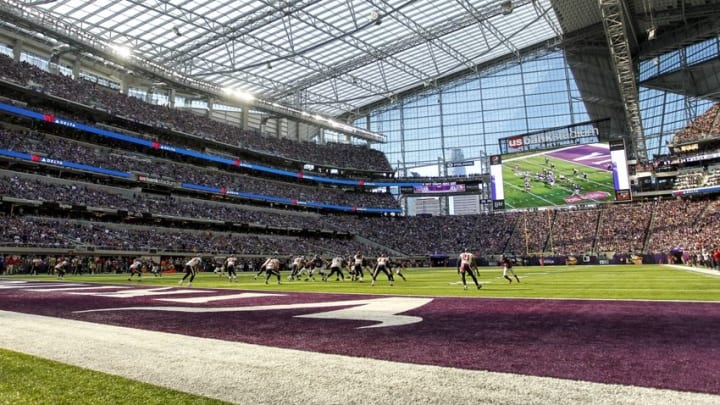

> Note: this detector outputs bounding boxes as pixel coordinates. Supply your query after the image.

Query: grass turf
[7,264,720,301]
[0,349,229,405]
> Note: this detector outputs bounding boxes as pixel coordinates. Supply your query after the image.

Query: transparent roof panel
[27,0,563,117]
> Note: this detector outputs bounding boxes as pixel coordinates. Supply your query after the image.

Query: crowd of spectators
[671,103,720,145]
[1,182,719,258]
[0,173,351,231]
[549,209,600,255]
[645,198,708,254]
[335,212,520,256]
[0,55,392,172]
[0,215,385,256]
[504,210,554,254]
[671,166,720,191]
[0,126,400,209]
[594,201,654,253]
[673,169,707,189]
[697,199,720,249]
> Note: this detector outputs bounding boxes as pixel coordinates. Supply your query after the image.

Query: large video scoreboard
[489,141,631,210]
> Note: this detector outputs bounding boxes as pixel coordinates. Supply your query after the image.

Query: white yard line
[1,310,718,405]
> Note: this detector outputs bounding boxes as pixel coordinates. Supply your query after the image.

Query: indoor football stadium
[1,1,719,404]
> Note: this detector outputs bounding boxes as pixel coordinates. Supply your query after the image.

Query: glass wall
[638,36,720,157]
[361,51,590,176]
[361,41,720,174]
[639,87,715,158]
[639,37,720,81]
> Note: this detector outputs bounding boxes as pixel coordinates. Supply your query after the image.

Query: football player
[178,256,202,287]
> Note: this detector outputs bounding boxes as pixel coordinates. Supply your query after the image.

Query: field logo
[1,281,433,329]
[76,296,433,329]
[508,136,524,149]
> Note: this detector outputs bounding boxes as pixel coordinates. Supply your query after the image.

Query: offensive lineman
[351,252,365,281]
[288,255,306,281]
[326,255,346,282]
[307,255,328,281]
[371,253,394,287]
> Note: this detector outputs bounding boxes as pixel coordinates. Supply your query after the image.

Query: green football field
[502,152,616,209]
[1,264,719,403]
[6,263,719,301]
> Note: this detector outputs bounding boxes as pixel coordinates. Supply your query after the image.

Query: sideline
[1,310,719,405]
[664,264,720,277]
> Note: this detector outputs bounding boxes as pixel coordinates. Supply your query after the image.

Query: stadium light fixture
[368,10,382,25]
[647,27,656,40]
[112,44,132,59]
[501,1,513,15]
[222,87,255,103]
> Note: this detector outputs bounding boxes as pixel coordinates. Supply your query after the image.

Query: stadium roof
[0,0,719,129]
[2,0,564,117]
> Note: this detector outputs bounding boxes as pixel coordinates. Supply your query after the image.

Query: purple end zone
[1,280,719,395]
[546,144,611,171]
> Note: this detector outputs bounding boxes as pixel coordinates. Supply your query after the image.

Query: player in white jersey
[458,250,481,290]
[224,256,238,282]
[54,259,69,279]
[128,258,143,281]
[288,255,306,281]
[30,257,43,276]
[178,256,202,287]
[261,256,282,285]
[325,256,346,282]
[371,254,393,287]
[293,256,314,281]
[351,253,366,281]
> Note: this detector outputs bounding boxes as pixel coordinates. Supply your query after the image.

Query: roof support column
[241,105,249,131]
[599,0,648,162]
[207,97,214,117]
[119,77,129,95]
[12,38,21,62]
[72,59,81,80]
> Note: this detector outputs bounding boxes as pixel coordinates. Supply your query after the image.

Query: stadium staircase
[591,210,602,254]
[697,198,719,223]
[501,214,522,255]
[540,210,558,254]
[590,208,605,255]
[640,201,658,253]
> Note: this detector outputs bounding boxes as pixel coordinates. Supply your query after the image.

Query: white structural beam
[599,0,647,162]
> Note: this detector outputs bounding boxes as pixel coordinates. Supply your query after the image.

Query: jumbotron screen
[493,142,625,209]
